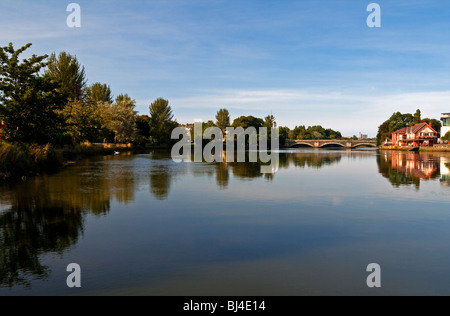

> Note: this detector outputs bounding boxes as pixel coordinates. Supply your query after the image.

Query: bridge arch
[319,143,346,148]
[289,142,314,148]
[351,143,378,148]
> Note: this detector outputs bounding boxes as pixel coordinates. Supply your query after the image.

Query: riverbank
[0,142,137,184]
[379,145,450,152]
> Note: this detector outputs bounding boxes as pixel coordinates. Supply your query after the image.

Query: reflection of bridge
[284,139,378,149]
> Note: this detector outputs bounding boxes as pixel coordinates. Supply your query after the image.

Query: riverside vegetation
[0,43,348,183]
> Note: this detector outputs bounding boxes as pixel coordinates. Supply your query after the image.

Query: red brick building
[392,122,438,147]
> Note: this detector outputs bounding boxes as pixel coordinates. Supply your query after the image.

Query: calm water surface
[1,149,450,296]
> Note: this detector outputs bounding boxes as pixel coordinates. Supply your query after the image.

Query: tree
[62,99,103,142]
[149,98,176,145]
[232,116,264,129]
[86,83,113,104]
[412,109,422,125]
[377,120,391,145]
[136,115,151,139]
[46,52,86,101]
[101,96,137,143]
[442,131,450,141]
[0,43,66,145]
[264,114,276,128]
[389,112,413,133]
[215,108,230,134]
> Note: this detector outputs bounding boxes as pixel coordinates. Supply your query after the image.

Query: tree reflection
[377,151,441,189]
[0,183,83,287]
[0,156,137,288]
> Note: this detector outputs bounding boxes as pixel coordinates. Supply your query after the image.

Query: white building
[441,113,450,138]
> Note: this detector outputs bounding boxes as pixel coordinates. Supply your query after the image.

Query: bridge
[284,139,378,149]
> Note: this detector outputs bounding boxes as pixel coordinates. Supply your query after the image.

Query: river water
[1,149,450,296]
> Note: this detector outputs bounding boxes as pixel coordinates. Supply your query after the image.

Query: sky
[1,0,450,137]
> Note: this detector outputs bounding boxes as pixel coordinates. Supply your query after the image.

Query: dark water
[1,149,450,296]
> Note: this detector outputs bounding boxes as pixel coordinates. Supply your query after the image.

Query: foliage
[215,108,230,134]
[442,131,450,141]
[232,116,264,129]
[264,114,276,128]
[136,115,151,139]
[101,96,137,143]
[0,43,66,145]
[86,82,113,104]
[290,125,341,140]
[149,98,177,145]
[62,99,103,142]
[46,51,86,101]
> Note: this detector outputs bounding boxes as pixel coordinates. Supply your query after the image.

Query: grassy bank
[0,143,63,183]
[0,142,135,183]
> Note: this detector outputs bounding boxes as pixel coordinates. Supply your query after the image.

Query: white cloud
[168,89,450,136]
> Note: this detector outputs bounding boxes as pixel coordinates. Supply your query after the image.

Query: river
[1,149,450,295]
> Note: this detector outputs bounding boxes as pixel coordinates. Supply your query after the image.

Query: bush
[0,143,63,182]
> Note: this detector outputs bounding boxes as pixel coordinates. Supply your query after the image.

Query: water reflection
[377,151,446,188]
[0,149,376,288]
[441,157,450,187]
[0,156,136,288]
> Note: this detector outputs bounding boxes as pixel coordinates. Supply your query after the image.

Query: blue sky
[1,0,450,136]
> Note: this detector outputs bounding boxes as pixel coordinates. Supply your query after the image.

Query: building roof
[392,122,437,135]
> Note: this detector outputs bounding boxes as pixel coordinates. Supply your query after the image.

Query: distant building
[441,113,450,139]
[359,133,368,140]
[392,122,438,147]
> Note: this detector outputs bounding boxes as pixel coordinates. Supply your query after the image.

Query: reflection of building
[441,157,450,186]
[441,113,450,139]
[392,122,438,147]
[390,152,438,179]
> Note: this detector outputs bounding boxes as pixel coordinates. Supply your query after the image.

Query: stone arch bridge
[284,139,378,149]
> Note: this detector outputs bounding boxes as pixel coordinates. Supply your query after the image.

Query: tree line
[0,43,345,148]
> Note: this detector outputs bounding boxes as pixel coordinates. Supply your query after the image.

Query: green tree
[63,99,103,142]
[442,131,450,141]
[0,43,66,145]
[215,108,230,134]
[232,116,264,129]
[149,98,176,145]
[46,52,86,101]
[389,112,414,133]
[377,120,391,145]
[86,83,113,104]
[264,114,276,128]
[412,109,421,125]
[136,115,151,139]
